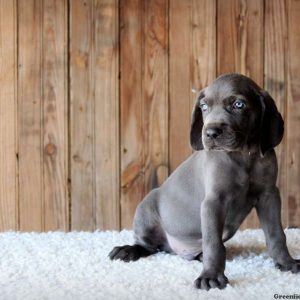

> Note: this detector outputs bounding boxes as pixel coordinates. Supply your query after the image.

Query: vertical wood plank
[240,0,264,86]
[43,0,68,231]
[169,0,192,172]
[218,0,264,229]
[94,0,119,230]
[192,0,216,96]
[143,0,168,200]
[120,0,169,228]
[0,0,18,230]
[18,0,43,231]
[120,0,143,228]
[287,0,300,228]
[264,0,288,227]
[217,0,263,85]
[70,0,95,230]
[217,0,240,74]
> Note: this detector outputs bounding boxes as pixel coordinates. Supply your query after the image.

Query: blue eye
[233,100,246,109]
[200,103,208,111]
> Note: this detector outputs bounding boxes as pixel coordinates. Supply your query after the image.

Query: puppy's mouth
[203,132,246,151]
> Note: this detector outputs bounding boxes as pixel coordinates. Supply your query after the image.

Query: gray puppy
[109,73,300,290]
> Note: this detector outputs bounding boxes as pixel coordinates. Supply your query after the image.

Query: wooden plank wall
[287,0,300,227]
[0,0,299,231]
[70,0,119,230]
[18,0,68,231]
[0,0,17,230]
[120,0,169,228]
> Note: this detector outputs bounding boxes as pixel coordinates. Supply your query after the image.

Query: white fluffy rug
[0,229,300,300]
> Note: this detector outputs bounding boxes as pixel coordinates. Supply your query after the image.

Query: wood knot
[73,154,82,162]
[45,143,57,156]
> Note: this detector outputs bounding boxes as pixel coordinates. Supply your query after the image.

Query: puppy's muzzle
[203,123,240,150]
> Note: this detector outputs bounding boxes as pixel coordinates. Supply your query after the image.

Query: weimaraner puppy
[109,73,300,290]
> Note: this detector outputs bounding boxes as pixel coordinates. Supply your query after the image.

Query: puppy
[109,73,300,290]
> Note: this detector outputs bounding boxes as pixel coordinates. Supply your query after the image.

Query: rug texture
[0,229,299,300]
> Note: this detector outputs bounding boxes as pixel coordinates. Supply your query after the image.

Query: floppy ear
[259,90,284,155]
[190,91,205,150]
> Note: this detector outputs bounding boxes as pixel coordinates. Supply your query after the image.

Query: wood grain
[218,0,263,84]
[143,0,168,201]
[18,0,43,231]
[287,0,300,228]
[264,0,288,227]
[0,0,18,230]
[240,0,264,86]
[169,0,192,172]
[192,0,216,97]
[120,0,168,229]
[70,0,95,230]
[120,0,144,229]
[42,0,68,231]
[217,0,240,74]
[94,0,119,230]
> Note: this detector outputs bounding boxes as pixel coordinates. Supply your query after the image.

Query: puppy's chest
[225,164,265,223]
[230,157,267,196]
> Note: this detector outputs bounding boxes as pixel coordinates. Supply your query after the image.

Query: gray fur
[109,73,299,290]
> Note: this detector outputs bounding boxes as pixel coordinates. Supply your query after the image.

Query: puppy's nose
[206,127,223,139]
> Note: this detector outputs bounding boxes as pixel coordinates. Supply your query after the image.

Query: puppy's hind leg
[109,189,167,262]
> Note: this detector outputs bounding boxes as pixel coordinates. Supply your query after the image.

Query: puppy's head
[190,73,284,155]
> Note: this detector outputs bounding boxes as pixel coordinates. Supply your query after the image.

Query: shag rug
[0,229,300,300]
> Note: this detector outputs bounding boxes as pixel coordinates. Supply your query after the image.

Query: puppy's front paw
[194,271,229,290]
[109,244,154,262]
[109,245,140,262]
[275,259,300,273]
